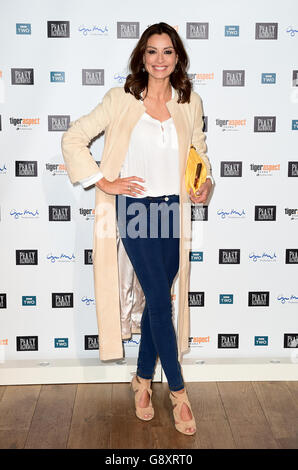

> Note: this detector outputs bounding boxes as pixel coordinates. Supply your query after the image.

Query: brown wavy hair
[124,22,192,103]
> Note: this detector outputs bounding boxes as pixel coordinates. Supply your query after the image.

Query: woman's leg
[137,301,158,379]
[116,195,184,391]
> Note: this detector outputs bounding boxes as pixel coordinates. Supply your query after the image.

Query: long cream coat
[61,86,212,362]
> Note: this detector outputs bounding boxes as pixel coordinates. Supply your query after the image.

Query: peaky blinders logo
[248,291,270,306]
[49,205,71,221]
[52,293,73,308]
[48,115,70,131]
[255,23,278,39]
[255,205,276,221]
[17,336,38,351]
[288,162,298,177]
[0,293,7,309]
[254,116,276,132]
[223,70,245,86]
[47,21,70,38]
[221,161,242,177]
[188,292,205,307]
[15,161,38,177]
[85,335,99,350]
[11,68,34,85]
[219,249,240,264]
[286,249,298,264]
[218,334,239,349]
[186,22,209,39]
[82,69,104,86]
[16,249,38,265]
[117,22,139,38]
[191,205,208,221]
[284,334,298,348]
[85,249,93,265]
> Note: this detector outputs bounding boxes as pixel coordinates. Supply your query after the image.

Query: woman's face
[143,33,178,81]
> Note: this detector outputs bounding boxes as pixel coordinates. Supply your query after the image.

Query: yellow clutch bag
[185,145,207,194]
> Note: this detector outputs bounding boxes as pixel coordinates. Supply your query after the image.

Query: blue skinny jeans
[116,193,184,391]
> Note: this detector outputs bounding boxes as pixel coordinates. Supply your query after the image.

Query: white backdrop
[1,0,298,372]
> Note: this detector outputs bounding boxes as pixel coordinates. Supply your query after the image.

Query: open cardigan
[61,86,212,362]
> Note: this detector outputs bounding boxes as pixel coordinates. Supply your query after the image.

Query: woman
[62,23,213,436]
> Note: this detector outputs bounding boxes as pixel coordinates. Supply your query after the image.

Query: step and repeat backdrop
[1,0,298,366]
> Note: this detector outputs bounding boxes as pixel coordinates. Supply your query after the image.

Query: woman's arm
[61,88,115,185]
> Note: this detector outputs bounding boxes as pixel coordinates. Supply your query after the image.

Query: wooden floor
[0,381,298,449]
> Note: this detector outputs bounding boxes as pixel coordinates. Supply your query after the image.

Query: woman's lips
[152,66,167,70]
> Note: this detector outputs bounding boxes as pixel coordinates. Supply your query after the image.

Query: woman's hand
[188,179,212,204]
[96,175,146,197]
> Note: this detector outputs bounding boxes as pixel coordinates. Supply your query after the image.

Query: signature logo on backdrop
[0,163,7,174]
[10,208,39,219]
[217,209,246,219]
[47,253,75,263]
[81,296,95,306]
[249,251,277,262]
[286,26,298,37]
[78,24,108,36]
[114,73,127,84]
[277,294,298,304]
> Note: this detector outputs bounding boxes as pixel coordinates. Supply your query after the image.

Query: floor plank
[67,383,113,449]
[0,385,41,449]
[217,381,278,449]
[253,381,298,449]
[24,384,77,449]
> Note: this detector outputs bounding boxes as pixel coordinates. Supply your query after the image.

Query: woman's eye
[165,50,173,54]
[147,50,156,54]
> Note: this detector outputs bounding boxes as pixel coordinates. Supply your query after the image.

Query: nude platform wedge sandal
[131,374,154,421]
[169,389,196,435]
